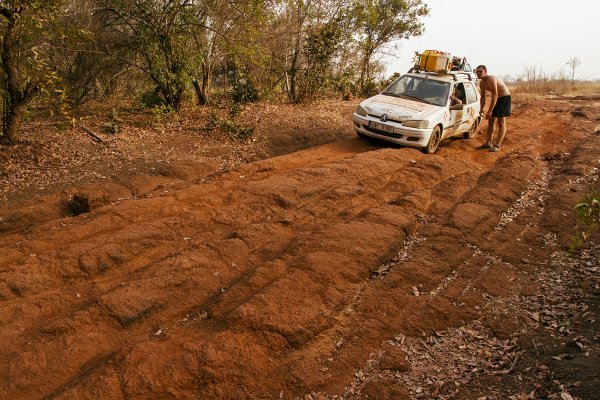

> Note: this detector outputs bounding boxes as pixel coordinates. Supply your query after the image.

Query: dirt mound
[0,98,599,399]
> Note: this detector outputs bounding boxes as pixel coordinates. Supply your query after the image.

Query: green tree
[267,0,350,102]
[192,0,267,105]
[285,0,312,102]
[352,0,428,94]
[0,0,60,145]
[47,0,133,105]
[297,20,342,101]
[93,0,204,111]
[190,3,216,106]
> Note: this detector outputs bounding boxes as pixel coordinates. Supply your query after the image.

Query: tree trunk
[192,79,204,105]
[173,90,183,111]
[1,103,24,145]
[201,63,211,105]
[158,84,182,111]
[1,8,27,145]
[288,2,305,103]
[193,62,211,106]
[289,49,299,102]
[359,47,374,95]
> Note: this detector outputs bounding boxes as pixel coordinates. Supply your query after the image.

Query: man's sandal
[477,143,492,150]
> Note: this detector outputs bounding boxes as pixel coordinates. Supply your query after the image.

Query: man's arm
[486,77,499,120]
[479,82,486,115]
[450,94,462,105]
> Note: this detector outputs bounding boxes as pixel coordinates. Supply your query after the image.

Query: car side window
[464,82,477,104]
[455,83,466,103]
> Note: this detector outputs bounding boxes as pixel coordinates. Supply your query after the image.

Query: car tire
[356,131,375,142]
[423,125,441,154]
[463,119,479,139]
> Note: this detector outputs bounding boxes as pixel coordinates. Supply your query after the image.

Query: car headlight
[355,105,367,117]
[403,120,429,129]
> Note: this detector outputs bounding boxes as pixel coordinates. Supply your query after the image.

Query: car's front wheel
[463,119,479,139]
[423,125,441,154]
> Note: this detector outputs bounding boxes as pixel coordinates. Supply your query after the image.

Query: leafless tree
[566,56,581,83]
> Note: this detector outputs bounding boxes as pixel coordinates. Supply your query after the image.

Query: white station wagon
[353,70,481,153]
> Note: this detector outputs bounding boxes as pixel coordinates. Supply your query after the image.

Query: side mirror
[450,103,464,110]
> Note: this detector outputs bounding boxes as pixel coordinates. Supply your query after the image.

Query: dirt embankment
[0,97,599,399]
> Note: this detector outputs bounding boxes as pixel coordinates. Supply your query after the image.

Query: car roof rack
[448,71,473,81]
[407,66,449,76]
[407,67,473,82]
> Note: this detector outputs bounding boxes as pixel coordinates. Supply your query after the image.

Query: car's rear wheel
[463,119,479,139]
[423,125,441,154]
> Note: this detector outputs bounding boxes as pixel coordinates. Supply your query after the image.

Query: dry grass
[508,65,600,96]
[510,80,600,96]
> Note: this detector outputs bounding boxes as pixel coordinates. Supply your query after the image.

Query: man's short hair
[476,65,487,71]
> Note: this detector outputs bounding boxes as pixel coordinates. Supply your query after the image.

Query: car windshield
[382,75,451,107]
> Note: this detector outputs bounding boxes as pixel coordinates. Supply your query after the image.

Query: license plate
[369,121,394,133]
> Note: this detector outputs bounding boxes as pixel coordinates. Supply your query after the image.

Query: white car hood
[362,94,440,120]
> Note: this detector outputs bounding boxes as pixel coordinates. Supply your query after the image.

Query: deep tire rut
[1,99,599,399]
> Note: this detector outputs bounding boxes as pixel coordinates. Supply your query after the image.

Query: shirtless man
[476,65,511,152]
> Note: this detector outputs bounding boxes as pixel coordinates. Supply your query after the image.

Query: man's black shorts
[492,95,511,117]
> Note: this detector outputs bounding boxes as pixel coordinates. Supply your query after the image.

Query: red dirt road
[1,98,599,399]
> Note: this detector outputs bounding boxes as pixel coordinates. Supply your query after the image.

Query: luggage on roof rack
[409,50,476,81]
[415,50,453,72]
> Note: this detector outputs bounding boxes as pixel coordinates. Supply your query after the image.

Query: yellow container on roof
[418,50,452,72]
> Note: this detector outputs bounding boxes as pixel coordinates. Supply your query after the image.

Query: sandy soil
[0,96,599,399]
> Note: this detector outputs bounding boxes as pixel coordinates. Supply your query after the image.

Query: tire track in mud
[1,101,598,399]
[269,148,542,397]
[332,136,600,399]
[279,128,599,397]
[1,142,490,399]
[195,150,482,349]
[0,148,540,398]
[0,141,382,309]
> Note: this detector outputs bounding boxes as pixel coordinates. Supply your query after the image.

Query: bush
[150,104,174,119]
[204,103,255,140]
[221,118,255,139]
[139,89,165,108]
[230,66,260,104]
[232,81,259,104]
[360,80,380,97]
[570,188,600,252]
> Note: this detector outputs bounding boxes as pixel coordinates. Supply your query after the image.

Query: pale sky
[384,0,600,81]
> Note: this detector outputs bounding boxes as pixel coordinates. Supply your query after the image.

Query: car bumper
[352,114,433,148]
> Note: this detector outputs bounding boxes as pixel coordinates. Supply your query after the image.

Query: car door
[446,83,467,136]
[462,82,479,130]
